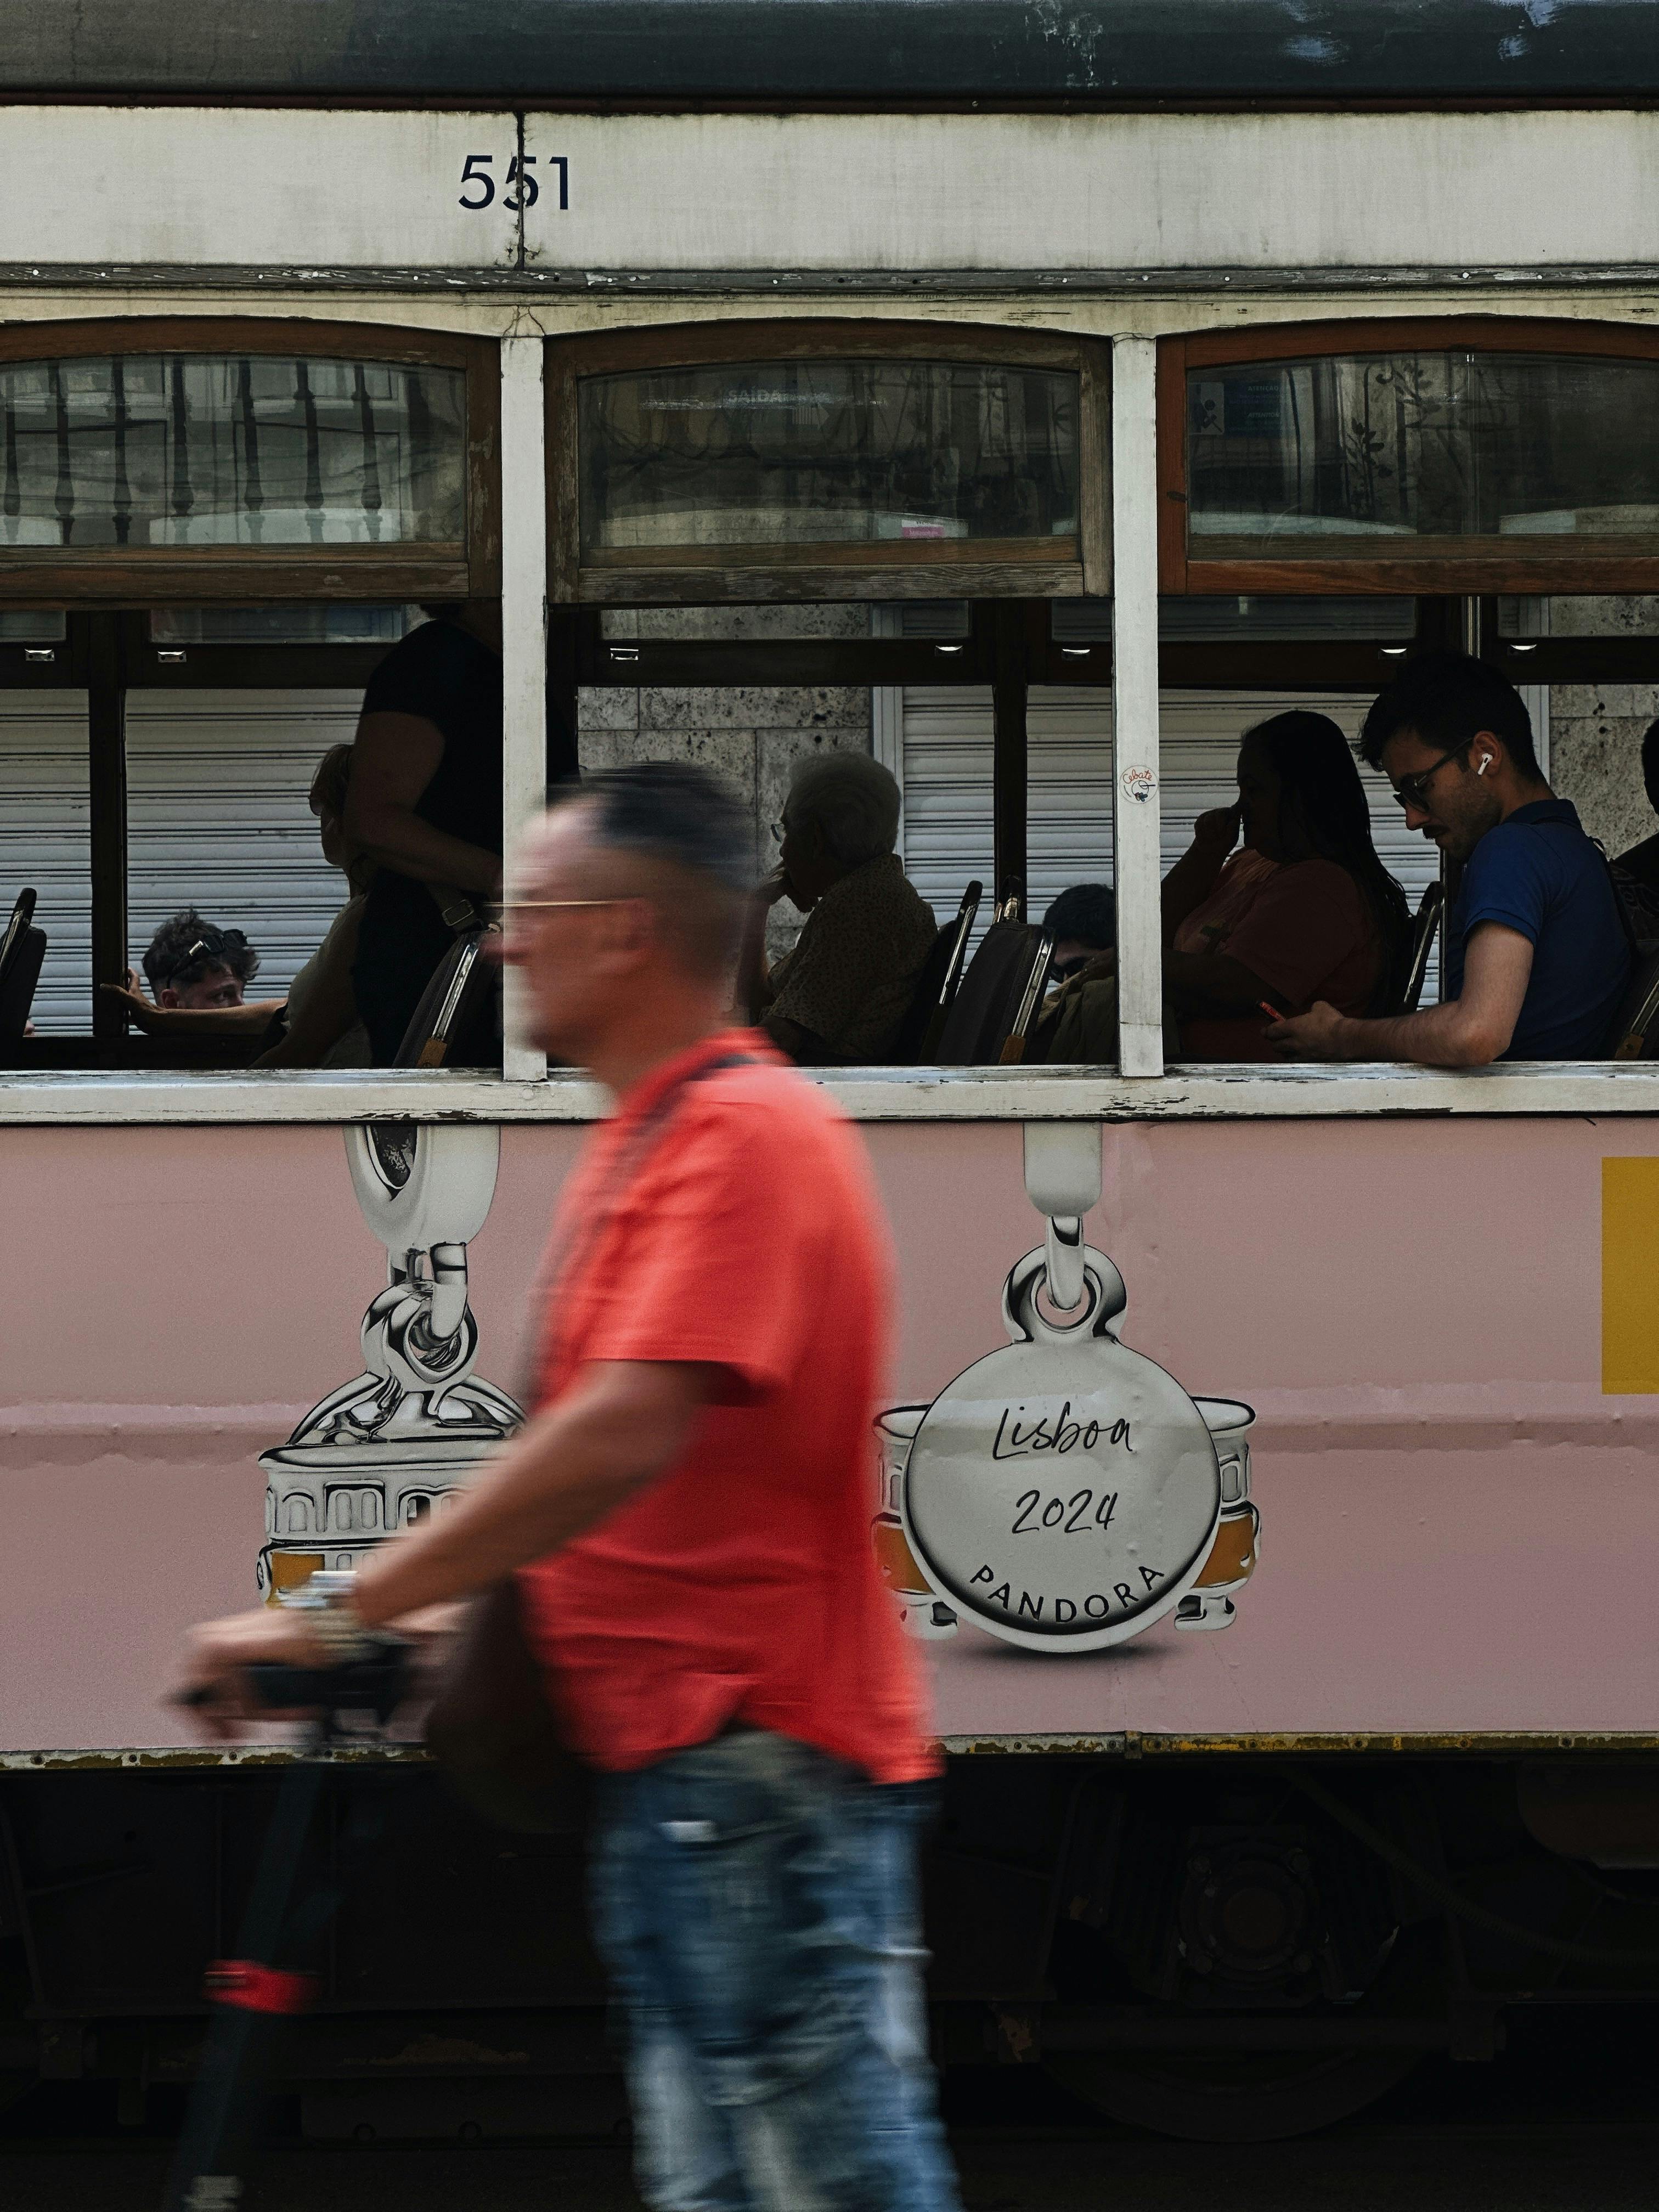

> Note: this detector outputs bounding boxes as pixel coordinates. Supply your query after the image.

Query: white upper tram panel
[1,105,1658,289]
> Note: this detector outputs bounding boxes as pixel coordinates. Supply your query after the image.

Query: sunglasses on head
[153,927,246,986]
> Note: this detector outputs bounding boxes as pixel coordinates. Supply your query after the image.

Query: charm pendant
[878,1244,1258,1652]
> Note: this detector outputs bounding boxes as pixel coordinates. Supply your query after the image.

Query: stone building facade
[578,605,874,961]
[1538,598,1659,858]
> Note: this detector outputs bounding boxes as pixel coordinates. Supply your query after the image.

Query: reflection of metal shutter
[125,690,364,1005]
[894,688,1448,988]
[0,693,91,1034]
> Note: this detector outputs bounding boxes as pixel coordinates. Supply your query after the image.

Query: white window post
[499,332,549,1082]
[1110,335,1164,1077]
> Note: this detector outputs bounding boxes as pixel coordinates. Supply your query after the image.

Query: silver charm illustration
[874,1126,1259,1651]
[257,1121,521,1599]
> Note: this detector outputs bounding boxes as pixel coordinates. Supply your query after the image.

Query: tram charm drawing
[257,1121,521,1598]
[876,1240,1259,1651]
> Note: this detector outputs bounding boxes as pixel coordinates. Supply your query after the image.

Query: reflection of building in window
[0,356,465,549]
[1189,353,1659,549]
[580,359,1080,554]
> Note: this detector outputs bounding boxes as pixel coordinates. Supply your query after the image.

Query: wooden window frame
[0,319,500,606]
[1159,317,1659,598]
[548,320,1109,606]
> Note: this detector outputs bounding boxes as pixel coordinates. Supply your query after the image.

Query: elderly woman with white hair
[743,749,940,1063]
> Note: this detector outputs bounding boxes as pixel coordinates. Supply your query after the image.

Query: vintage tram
[3,0,1659,2146]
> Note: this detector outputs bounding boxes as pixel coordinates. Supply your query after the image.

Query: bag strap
[426,881,485,936]
[1590,837,1642,960]
[528,1047,758,1392]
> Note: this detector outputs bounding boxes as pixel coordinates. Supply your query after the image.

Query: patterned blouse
[767,855,940,1062]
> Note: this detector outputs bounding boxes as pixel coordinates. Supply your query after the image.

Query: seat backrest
[935,921,1040,1065]
[1607,945,1659,1059]
[997,932,1057,1065]
[1396,880,1444,1016]
[900,879,983,1063]
[393,930,498,1069]
[0,926,45,1046]
[0,888,37,993]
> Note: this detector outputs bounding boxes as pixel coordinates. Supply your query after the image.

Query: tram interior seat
[0,888,46,1047]
[1606,944,1659,1059]
[393,928,499,1070]
[896,878,983,1062]
[935,900,1053,1065]
[1395,881,1444,1018]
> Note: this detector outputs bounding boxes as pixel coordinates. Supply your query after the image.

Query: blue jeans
[590,1728,962,2212]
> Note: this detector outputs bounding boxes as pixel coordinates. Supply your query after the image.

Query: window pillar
[1110,335,1164,1077]
[499,333,549,1083]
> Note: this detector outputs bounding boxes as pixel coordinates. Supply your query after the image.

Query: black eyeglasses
[1389,738,1474,812]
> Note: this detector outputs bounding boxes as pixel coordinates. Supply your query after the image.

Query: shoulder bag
[424,1048,756,1830]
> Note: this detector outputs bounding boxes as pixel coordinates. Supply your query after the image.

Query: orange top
[516,1030,938,1784]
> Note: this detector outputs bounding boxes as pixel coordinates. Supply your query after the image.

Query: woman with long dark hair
[1160,709,1411,1060]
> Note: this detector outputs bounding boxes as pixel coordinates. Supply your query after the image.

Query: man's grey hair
[516,761,754,981]
[785,751,901,867]
[579,761,755,895]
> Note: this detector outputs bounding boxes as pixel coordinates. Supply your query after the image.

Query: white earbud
[1476,755,1493,776]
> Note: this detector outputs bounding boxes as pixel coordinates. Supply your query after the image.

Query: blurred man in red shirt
[183,763,958,2212]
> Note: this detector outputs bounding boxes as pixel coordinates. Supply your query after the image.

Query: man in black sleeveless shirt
[346,602,579,1063]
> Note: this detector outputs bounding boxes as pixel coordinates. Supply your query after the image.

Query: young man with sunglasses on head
[1268,653,1630,1066]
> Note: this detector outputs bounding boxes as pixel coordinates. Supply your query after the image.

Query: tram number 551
[458,154,569,211]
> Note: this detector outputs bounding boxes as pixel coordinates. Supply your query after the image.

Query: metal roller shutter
[0,693,91,1034]
[125,689,365,1005]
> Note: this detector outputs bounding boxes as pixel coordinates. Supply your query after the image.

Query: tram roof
[1,0,1658,105]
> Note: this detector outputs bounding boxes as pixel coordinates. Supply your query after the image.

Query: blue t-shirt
[1444,798,1632,1059]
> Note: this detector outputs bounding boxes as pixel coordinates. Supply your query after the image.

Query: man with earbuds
[1268,652,1630,1065]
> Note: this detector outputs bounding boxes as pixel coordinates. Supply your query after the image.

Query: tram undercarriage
[4,1751,1657,2143]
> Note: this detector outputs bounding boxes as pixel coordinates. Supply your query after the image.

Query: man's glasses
[492,898,636,927]
[1389,738,1473,812]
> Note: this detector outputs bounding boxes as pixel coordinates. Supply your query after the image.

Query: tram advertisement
[4,1109,1658,1754]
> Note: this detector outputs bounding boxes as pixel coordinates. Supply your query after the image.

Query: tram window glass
[1184,351,1659,562]
[0,610,67,642]
[1497,593,1659,637]
[1051,597,1417,643]
[0,357,465,551]
[578,360,1080,561]
[149,605,419,645]
[600,603,911,641]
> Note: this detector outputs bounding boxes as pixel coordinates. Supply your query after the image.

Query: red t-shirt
[516,1030,938,1785]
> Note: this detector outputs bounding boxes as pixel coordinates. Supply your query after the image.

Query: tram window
[149,605,419,645]
[1051,597,1417,643]
[578,360,1080,561]
[1497,593,1659,638]
[1184,350,1659,560]
[1164,328,1659,596]
[600,603,917,642]
[0,356,465,552]
[0,610,66,642]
